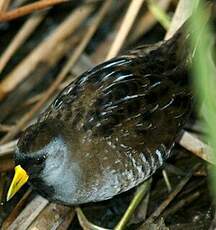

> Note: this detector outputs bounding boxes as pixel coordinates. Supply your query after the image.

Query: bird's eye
[35,157,44,165]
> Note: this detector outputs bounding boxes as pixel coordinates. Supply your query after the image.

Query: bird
[7,26,193,205]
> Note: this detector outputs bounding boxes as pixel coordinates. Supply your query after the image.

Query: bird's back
[37,30,193,202]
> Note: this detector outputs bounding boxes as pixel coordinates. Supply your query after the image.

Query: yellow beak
[7,165,29,201]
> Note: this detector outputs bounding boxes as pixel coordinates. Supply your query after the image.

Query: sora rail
[7,28,192,205]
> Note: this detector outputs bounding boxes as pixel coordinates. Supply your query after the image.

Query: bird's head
[7,119,71,201]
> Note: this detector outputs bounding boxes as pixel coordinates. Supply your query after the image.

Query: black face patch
[30,177,55,200]
[15,152,46,178]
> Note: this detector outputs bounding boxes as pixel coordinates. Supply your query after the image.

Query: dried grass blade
[0,4,93,101]
[0,12,47,73]
[106,0,145,60]
[0,0,67,22]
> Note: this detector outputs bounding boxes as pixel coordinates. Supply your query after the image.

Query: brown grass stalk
[0,0,111,144]
[106,0,145,60]
[0,12,47,73]
[0,0,68,22]
[0,4,93,101]
[0,0,11,11]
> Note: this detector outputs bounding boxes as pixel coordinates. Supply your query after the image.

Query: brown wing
[40,55,191,147]
[39,30,192,163]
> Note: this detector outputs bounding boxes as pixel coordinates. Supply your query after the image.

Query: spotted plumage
[14,27,192,205]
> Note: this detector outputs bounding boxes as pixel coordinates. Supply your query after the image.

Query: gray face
[40,137,83,204]
[15,133,82,205]
[28,136,83,205]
